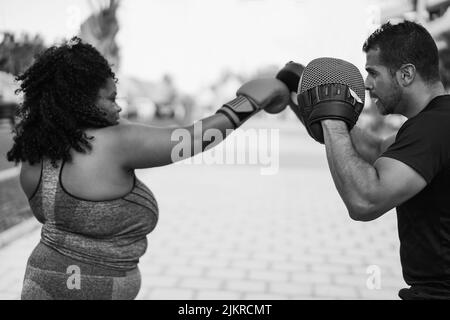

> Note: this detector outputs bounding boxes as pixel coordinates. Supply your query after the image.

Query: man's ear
[397,64,416,86]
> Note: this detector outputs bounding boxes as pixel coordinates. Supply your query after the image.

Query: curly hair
[7,37,116,166]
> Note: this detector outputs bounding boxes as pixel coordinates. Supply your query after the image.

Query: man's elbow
[347,202,384,222]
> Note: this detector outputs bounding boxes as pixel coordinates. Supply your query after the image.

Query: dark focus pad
[298,83,364,143]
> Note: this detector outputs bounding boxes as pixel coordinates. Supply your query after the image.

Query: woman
[7,37,289,299]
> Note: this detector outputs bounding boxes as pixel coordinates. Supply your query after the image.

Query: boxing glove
[217,78,290,129]
[274,61,305,121]
[276,61,305,93]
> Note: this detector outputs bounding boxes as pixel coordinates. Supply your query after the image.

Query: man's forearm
[322,120,382,218]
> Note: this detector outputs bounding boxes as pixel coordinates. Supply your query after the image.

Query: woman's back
[21,125,135,201]
[22,124,159,271]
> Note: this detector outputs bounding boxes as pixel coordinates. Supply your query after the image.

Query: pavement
[0,117,406,300]
[0,120,15,171]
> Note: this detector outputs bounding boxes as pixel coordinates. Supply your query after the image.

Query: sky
[0,0,380,93]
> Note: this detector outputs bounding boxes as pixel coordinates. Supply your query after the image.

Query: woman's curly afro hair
[7,37,116,166]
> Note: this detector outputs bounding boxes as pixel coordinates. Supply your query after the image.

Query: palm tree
[79,0,120,72]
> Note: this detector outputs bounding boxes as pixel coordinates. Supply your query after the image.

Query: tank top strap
[40,158,63,223]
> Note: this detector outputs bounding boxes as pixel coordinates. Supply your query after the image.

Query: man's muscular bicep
[350,126,383,164]
[369,157,427,216]
[379,134,396,155]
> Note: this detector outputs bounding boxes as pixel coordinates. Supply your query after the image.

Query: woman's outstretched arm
[111,78,290,169]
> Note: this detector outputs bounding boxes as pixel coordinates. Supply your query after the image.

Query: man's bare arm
[350,126,396,164]
[322,120,426,221]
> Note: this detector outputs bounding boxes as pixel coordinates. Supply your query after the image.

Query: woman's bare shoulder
[83,118,151,162]
[20,160,42,199]
[85,118,135,143]
[89,117,176,169]
[21,160,41,174]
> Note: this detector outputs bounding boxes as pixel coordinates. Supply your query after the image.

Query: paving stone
[225,280,267,293]
[0,120,405,299]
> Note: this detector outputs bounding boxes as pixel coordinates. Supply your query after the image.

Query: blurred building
[378,0,450,89]
[426,1,450,88]
[0,33,46,124]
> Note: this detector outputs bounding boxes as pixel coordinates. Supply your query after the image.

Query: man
[297,21,450,299]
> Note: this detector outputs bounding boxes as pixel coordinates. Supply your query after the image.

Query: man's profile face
[365,48,402,115]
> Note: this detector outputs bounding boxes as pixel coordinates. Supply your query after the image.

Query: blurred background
[1,0,450,300]
[3,0,450,132]
[2,0,450,140]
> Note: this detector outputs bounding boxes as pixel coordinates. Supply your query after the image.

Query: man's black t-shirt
[381,95,450,299]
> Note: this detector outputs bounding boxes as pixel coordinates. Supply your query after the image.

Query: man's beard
[378,79,402,115]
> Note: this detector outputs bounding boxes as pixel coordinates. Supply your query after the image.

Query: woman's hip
[21,242,141,300]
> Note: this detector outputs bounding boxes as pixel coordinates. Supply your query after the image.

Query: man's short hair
[363,20,440,83]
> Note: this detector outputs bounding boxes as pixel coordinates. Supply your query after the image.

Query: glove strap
[309,101,361,125]
[217,96,258,129]
[299,83,363,117]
